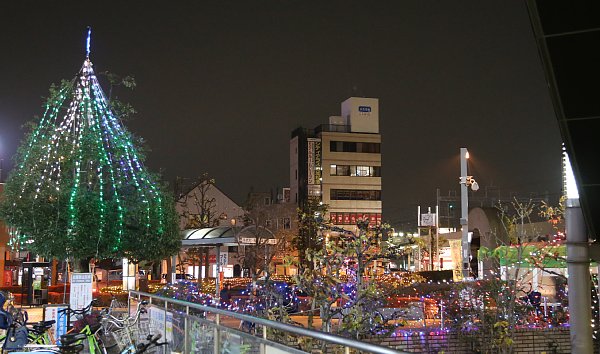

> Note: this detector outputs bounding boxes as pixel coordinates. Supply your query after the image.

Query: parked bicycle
[100,300,151,353]
[0,291,60,350]
[120,333,167,354]
[57,300,107,354]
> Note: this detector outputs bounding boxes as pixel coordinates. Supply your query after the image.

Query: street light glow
[563,149,579,200]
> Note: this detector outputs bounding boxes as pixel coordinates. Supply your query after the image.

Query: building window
[343,142,357,152]
[356,166,370,176]
[373,166,381,176]
[330,141,380,153]
[330,164,337,176]
[329,141,343,152]
[337,165,350,176]
[330,189,381,200]
[330,165,380,177]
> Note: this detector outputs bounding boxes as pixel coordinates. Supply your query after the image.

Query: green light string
[81,76,106,254]
[90,78,157,233]
[91,99,124,248]
[9,52,172,260]
[19,87,70,196]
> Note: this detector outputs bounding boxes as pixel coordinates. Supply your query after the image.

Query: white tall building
[290,97,382,231]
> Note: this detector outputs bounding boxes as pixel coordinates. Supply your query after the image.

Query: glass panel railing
[128,290,408,354]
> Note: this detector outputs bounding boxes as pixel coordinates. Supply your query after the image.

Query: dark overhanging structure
[527,1,600,353]
[527,0,600,242]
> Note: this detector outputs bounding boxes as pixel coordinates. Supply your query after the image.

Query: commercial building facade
[290,97,382,231]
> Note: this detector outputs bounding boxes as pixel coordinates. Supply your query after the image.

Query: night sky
[0,1,562,228]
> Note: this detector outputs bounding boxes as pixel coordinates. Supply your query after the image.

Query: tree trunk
[51,259,58,286]
[165,258,172,281]
[308,297,316,329]
[73,258,91,273]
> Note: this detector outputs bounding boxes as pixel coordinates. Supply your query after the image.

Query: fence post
[214,313,221,353]
[184,305,189,354]
[260,322,267,354]
[164,299,168,354]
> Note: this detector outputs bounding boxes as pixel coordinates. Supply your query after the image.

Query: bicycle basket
[136,321,156,341]
[111,327,134,352]
[111,322,157,352]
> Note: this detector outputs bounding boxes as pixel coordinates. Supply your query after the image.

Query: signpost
[69,273,93,311]
[43,304,68,343]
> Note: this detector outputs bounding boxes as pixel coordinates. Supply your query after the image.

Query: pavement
[19,306,44,323]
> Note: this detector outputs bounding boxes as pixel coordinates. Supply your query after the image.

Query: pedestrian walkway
[15,306,44,323]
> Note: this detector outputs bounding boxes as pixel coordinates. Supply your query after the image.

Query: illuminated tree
[0,34,180,265]
[291,215,402,340]
[441,198,567,353]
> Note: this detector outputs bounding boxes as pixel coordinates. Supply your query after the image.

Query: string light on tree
[0,28,180,263]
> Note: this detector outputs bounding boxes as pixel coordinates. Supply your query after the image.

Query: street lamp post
[460,148,470,279]
[459,148,478,279]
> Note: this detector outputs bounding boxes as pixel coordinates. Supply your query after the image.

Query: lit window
[356,166,370,176]
[330,164,337,176]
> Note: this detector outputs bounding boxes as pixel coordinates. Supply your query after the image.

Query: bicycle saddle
[31,320,56,334]
[60,333,87,346]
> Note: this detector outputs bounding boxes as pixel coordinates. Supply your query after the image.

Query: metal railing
[129,290,410,354]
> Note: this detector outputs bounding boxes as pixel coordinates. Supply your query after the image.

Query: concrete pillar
[566,199,593,353]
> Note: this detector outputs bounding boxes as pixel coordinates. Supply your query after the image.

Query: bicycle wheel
[93,336,108,354]
[99,331,120,354]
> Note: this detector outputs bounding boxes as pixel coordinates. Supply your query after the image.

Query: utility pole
[418,206,436,271]
[435,204,439,270]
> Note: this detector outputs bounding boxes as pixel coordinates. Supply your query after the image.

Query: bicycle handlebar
[100,299,147,328]
[136,333,167,354]
[59,299,98,316]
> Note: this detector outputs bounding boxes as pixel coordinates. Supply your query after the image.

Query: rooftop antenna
[85,26,92,58]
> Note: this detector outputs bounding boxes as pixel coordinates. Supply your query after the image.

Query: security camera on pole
[459,148,478,280]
